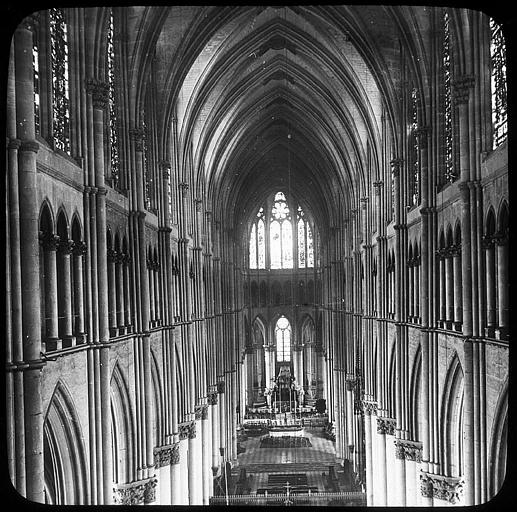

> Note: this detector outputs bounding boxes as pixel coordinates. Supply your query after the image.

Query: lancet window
[49,8,71,153]
[490,18,507,148]
[275,316,291,362]
[443,8,456,184]
[106,9,120,187]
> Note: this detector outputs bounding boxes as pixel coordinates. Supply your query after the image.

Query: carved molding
[452,75,475,105]
[154,442,180,467]
[394,439,423,462]
[129,128,146,152]
[86,79,109,110]
[376,417,396,435]
[420,472,463,504]
[113,477,157,505]
[178,421,195,440]
[39,232,60,251]
[362,400,378,416]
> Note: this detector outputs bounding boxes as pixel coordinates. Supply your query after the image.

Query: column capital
[113,477,157,505]
[194,198,203,212]
[493,231,508,246]
[72,241,87,256]
[390,158,403,176]
[207,391,218,405]
[18,13,40,32]
[373,181,384,194]
[39,232,60,251]
[179,182,189,197]
[394,438,423,461]
[195,404,208,420]
[7,138,22,150]
[362,400,378,415]
[420,472,464,504]
[85,79,109,110]
[376,416,396,435]
[452,75,475,105]
[154,442,180,467]
[482,234,494,249]
[58,239,75,255]
[413,126,429,148]
[19,140,40,153]
[129,127,146,151]
[178,421,196,440]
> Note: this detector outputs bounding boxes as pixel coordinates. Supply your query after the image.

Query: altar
[268,425,305,437]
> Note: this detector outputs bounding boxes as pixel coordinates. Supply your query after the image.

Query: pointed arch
[110,362,135,484]
[489,379,508,498]
[497,200,508,234]
[71,213,83,242]
[409,344,422,441]
[151,349,163,448]
[44,381,88,504]
[56,208,70,240]
[440,353,464,478]
[39,200,55,233]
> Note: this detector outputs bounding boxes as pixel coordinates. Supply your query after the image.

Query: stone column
[57,239,75,347]
[148,259,155,325]
[116,252,125,332]
[187,421,202,504]
[178,429,189,504]
[169,438,181,505]
[40,233,61,350]
[363,402,375,505]
[72,241,87,342]
[452,245,463,328]
[122,253,132,331]
[437,249,446,324]
[201,406,211,504]
[107,248,117,335]
[495,232,508,336]
[483,236,496,336]
[445,248,454,327]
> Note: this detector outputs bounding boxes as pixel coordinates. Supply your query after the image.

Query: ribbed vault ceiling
[136,5,431,240]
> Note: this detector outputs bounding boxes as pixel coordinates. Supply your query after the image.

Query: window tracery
[410,87,420,206]
[49,8,70,153]
[443,9,456,184]
[490,18,507,148]
[33,40,40,133]
[275,316,291,362]
[248,192,315,270]
[106,9,120,186]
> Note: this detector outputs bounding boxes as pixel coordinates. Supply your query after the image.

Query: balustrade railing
[209,491,366,506]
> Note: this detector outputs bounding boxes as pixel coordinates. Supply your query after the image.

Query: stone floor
[232,427,351,494]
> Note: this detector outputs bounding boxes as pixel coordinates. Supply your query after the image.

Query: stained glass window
[270,220,282,269]
[298,217,306,267]
[443,9,456,183]
[33,41,40,133]
[248,193,315,270]
[307,223,314,267]
[249,224,257,269]
[257,217,265,268]
[410,87,420,206]
[275,316,291,362]
[490,18,507,148]
[107,9,120,185]
[49,8,70,153]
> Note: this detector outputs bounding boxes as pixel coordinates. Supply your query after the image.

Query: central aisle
[229,427,356,495]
